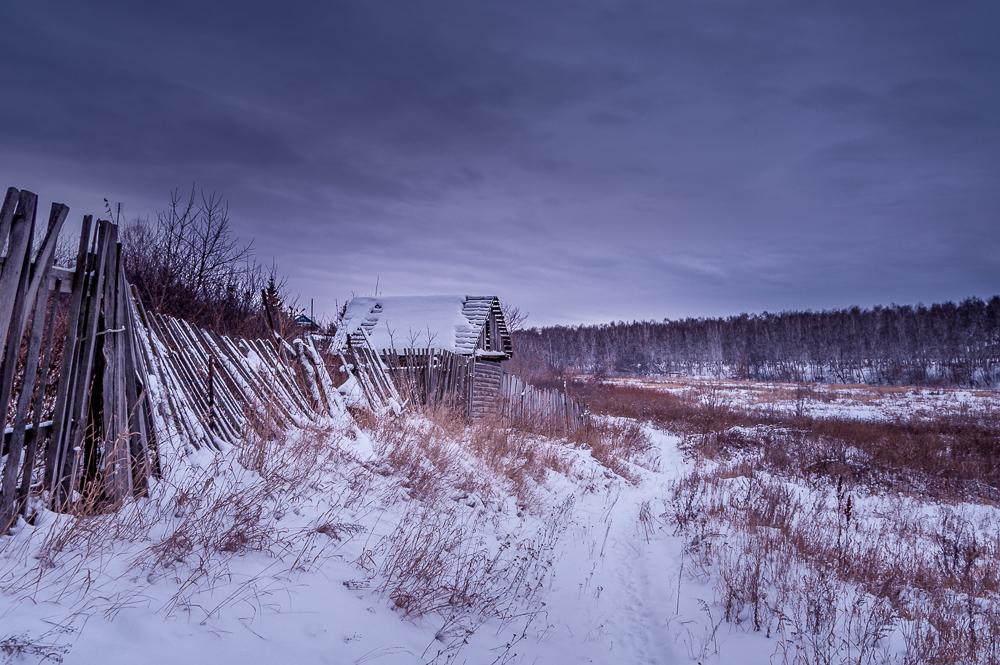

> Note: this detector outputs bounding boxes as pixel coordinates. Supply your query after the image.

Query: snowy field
[609,375,1000,422]
[1,379,998,664]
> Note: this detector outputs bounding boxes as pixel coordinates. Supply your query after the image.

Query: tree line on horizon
[510,297,1000,387]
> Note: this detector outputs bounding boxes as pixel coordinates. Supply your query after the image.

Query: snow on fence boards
[133,309,341,452]
[337,334,403,413]
[349,341,585,430]
[1,188,159,531]
[338,339,586,429]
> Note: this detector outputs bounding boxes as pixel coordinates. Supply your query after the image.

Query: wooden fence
[1,184,589,532]
[0,188,158,529]
[500,373,586,432]
[339,338,587,431]
[1,185,343,532]
[133,310,343,452]
[378,348,472,412]
[335,331,403,413]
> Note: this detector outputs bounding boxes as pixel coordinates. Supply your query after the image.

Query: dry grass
[347,405,583,662]
[0,631,69,664]
[667,461,1000,664]
[354,400,650,514]
[568,418,652,483]
[574,379,1000,502]
[2,398,576,664]
[591,375,1000,665]
[1,416,359,624]
[368,497,572,662]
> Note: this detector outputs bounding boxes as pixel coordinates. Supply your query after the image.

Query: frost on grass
[1,398,633,664]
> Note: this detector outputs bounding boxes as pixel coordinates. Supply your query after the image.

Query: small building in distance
[293,313,319,330]
[335,295,513,418]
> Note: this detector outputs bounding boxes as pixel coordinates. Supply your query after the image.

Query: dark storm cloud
[1,0,998,324]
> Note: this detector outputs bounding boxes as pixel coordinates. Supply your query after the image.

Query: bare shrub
[122,186,286,337]
[373,497,572,661]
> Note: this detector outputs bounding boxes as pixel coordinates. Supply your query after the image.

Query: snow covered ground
[0,417,746,664]
[610,375,1000,422]
[2,381,997,664]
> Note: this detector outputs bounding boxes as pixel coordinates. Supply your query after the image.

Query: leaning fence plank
[0,273,50,528]
[17,203,68,341]
[0,190,36,379]
[17,280,60,513]
[44,215,93,493]
[119,270,152,493]
[0,187,18,257]
[63,221,115,499]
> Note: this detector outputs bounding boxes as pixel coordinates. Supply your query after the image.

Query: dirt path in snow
[522,428,692,664]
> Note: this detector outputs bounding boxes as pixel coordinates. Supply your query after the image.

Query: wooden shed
[335,295,513,418]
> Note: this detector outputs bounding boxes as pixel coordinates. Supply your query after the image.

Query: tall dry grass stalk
[665,458,999,664]
[0,406,359,626]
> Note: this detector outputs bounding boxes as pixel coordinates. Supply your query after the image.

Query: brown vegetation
[574,379,1000,502]
[582,377,1000,664]
[355,396,654,514]
[666,460,999,664]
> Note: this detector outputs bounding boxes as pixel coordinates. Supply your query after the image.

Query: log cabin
[335,295,513,418]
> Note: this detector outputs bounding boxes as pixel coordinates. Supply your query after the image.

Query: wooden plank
[101,240,132,503]
[120,272,153,493]
[157,316,216,434]
[137,306,209,450]
[17,203,68,341]
[17,281,60,511]
[44,215,93,493]
[0,191,37,462]
[0,187,18,257]
[0,190,35,375]
[0,275,50,529]
[63,220,115,499]
[194,335,246,434]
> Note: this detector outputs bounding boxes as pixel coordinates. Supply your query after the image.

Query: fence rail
[378,347,472,412]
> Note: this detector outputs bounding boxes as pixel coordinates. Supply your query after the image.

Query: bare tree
[501,303,529,332]
[511,296,1000,387]
[122,185,280,337]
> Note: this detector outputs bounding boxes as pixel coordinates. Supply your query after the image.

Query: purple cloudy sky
[2,1,997,325]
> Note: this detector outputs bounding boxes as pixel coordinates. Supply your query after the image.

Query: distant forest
[511,297,1000,387]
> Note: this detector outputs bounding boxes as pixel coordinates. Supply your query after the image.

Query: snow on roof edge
[334,294,506,355]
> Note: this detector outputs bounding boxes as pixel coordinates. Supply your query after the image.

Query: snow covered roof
[335,295,512,357]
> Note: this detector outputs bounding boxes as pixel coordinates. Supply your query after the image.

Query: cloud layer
[2,1,997,324]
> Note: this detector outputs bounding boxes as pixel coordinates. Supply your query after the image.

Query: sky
[2,1,998,326]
